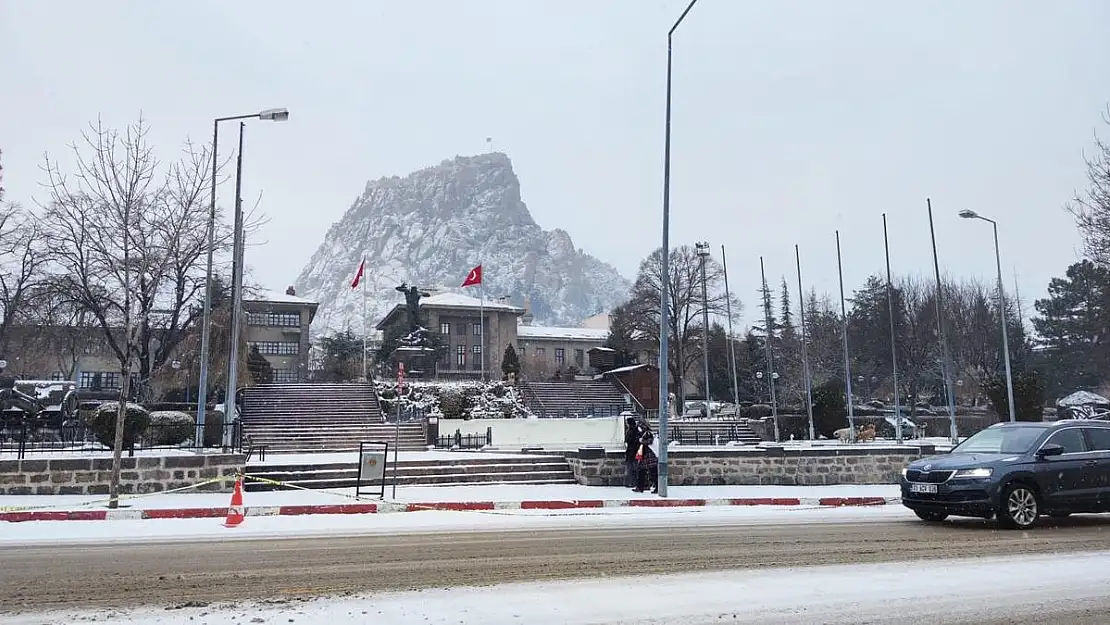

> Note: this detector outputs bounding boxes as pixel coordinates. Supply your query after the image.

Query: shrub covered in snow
[145,410,195,446]
[87,402,151,449]
[375,380,531,419]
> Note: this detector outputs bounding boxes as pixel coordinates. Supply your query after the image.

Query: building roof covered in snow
[1056,390,1110,407]
[375,291,524,330]
[516,325,610,341]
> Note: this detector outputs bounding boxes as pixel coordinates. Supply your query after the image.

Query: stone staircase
[240,383,427,453]
[245,454,576,491]
[521,380,631,418]
[648,419,763,446]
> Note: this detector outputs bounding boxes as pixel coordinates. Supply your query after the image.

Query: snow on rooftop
[517,325,610,341]
[244,289,318,305]
[603,363,652,375]
[421,292,523,312]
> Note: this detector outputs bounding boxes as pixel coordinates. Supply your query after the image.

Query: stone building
[242,287,319,383]
[374,292,611,380]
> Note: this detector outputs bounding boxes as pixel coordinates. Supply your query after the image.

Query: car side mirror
[1036,443,1064,459]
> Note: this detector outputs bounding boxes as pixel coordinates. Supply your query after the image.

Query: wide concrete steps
[245,457,576,491]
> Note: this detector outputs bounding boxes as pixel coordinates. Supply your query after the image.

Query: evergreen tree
[246,345,274,384]
[501,344,521,378]
[779,277,794,337]
[319,330,364,382]
[605,301,640,368]
[1033,260,1110,394]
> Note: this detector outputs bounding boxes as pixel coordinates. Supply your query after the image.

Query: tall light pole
[927,199,959,442]
[695,241,712,418]
[759,257,780,442]
[195,108,289,448]
[223,122,247,447]
[882,214,903,443]
[657,0,700,498]
[795,245,815,441]
[959,209,1016,422]
[721,245,740,410]
[835,231,856,440]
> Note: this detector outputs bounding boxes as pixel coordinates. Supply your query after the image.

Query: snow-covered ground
[9,549,1109,624]
[0,504,913,546]
[0,483,901,511]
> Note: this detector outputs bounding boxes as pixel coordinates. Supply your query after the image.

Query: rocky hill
[296,153,630,333]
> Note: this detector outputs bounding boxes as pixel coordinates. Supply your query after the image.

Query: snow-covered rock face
[296,153,630,333]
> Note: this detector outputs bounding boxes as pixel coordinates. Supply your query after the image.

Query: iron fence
[668,424,752,446]
[530,404,631,419]
[0,419,243,459]
[435,427,492,450]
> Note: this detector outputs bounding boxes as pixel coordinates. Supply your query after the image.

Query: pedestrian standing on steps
[633,421,658,494]
[624,415,639,488]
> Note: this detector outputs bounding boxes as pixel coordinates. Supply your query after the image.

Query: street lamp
[657,0,701,499]
[195,108,289,448]
[695,241,712,419]
[958,209,1016,422]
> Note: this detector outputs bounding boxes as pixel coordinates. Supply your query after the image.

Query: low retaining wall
[565,445,937,486]
[440,416,624,449]
[0,453,246,496]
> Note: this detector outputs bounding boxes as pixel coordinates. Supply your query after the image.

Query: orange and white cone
[223,476,245,528]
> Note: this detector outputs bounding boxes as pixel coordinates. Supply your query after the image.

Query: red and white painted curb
[0,496,893,523]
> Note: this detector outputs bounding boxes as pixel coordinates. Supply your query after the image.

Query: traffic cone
[223,476,245,528]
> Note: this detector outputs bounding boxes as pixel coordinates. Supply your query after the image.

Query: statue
[394,283,431,349]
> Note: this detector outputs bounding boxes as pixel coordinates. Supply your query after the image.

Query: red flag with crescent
[461,264,482,287]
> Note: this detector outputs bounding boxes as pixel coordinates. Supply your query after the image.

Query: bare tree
[0,203,47,354]
[1069,106,1110,266]
[39,117,227,507]
[626,245,739,406]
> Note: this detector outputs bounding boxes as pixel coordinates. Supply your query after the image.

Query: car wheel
[997,483,1040,530]
[914,510,948,522]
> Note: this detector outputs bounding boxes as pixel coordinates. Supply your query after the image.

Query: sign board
[355,441,389,499]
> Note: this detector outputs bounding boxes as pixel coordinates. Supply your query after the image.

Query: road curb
[0,495,892,523]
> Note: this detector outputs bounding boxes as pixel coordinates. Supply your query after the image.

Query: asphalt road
[4,514,1110,619]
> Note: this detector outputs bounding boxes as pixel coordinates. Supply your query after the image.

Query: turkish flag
[350,260,365,289]
[461,264,482,287]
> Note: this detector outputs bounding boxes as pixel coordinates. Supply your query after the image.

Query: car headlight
[901,468,909,478]
[953,467,992,478]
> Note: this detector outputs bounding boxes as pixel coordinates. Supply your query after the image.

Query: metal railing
[1,420,243,459]
[529,404,630,419]
[435,427,492,450]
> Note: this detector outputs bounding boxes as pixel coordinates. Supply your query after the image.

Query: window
[472,345,482,355]
[246,312,300,327]
[536,347,546,358]
[1046,428,1087,454]
[519,346,526,358]
[80,371,120,390]
[555,348,565,366]
[249,341,300,355]
[1084,427,1110,451]
[50,372,66,381]
[272,369,299,384]
[574,349,585,368]
[473,323,482,336]
[455,323,466,335]
[440,322,451,335]
[456,345,466,367]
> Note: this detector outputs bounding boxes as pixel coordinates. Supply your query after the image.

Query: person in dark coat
[634,422,659,494]
[624,416,640,488]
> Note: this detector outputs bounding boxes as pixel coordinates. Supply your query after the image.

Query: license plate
[910,483,938,494]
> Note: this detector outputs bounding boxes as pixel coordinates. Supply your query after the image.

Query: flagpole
[479,279,485,382]
[361,255,368,382]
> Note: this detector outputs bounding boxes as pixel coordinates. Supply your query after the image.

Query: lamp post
[195,108,288,448]
[657,0,700,498]
[695,241,712,419]
[721,245,740,410]
[223,121,248,446]
[882,213,903,443]
[958,209,1016,423]
[927,199,959,443]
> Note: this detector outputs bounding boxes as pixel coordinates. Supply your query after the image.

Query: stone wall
[0,453,245,496]
[565,445,938,486]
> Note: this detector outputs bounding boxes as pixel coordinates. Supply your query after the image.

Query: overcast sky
[2,0,1108,328]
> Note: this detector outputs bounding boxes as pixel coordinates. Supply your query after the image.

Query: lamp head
[958,209,979,219]
[259,108,290,122]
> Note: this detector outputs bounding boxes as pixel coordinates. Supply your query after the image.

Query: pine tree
[779,277,795,337]
[501,344,521,378]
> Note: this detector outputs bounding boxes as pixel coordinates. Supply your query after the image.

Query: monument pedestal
[390,346,438,378]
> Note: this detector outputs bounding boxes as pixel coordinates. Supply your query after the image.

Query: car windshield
[953,426,1044,454]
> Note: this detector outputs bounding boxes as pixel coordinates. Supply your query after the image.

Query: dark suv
[901,420,1110,529]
